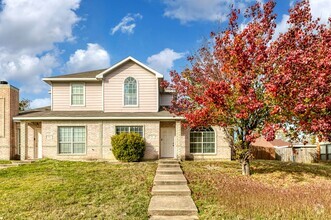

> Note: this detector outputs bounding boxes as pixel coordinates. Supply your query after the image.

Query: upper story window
[71,83,85,106]
[124,77,137,106]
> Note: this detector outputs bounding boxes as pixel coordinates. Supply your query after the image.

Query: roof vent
[0,81,8,85]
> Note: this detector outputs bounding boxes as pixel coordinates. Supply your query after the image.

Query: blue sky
[0,0,330,108]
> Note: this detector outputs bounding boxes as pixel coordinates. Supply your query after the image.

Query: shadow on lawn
[251,160,331,179]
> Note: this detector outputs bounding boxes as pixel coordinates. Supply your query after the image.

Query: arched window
[124,77,137,106]
[190,127,215,153]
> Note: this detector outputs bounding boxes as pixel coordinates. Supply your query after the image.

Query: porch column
[175,120,184,159]
[20,121,28,160]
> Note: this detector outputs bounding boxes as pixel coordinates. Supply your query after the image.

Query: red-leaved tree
[267,0,331,141]
[165,0,330,175]
[166,1,277,175]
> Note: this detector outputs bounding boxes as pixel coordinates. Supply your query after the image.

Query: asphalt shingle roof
[46,69,107,79]
[15,106,178,119]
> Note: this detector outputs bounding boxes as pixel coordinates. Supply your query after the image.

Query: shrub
[111,132,145,162]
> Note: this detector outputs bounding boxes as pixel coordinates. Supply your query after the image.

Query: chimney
[0,83,19,160]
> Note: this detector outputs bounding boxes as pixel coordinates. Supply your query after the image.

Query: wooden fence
[275,145,317,163]
[252,145,317,163]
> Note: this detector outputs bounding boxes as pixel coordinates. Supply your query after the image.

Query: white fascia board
[96,56,164,79]
[13,116,185,121]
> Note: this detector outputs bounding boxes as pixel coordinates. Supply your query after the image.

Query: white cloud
[0,0,80,55]
[0,0,81,95]
[162,0,260,24]
[274,0,331,38]
[110,13,143,35]
[65,43,111,73]
[147,48,185,74]
[0,51,59,94]
[310,0,331,24]
[273,14,290,39]
[30,98,51,109]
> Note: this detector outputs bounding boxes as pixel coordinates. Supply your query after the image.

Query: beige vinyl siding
[104,61,158,112]
[52,82,102,111]
[160,94,173,106]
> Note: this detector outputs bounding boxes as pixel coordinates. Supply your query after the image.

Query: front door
[160,127,175,158]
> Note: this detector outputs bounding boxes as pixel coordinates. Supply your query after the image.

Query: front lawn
[0,159,157,219]
[182,160,331,220]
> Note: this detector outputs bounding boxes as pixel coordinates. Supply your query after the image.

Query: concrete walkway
[148,159,198,220]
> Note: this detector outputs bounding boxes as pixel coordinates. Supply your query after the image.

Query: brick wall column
[20,121,28,160]
[175,120,182,159]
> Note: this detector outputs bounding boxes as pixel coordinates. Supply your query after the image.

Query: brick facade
[0,84,19,160]
[40,120,160,160]
[17,120,231,161]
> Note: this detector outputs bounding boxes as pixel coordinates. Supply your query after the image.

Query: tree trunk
[241,159,251,176]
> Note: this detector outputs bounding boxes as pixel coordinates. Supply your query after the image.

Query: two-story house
[1,57,231,161]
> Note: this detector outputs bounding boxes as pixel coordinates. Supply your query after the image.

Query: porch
[17,121,42,160]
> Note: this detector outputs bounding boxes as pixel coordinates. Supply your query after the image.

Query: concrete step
[152,185,191,196]
[148,196,198,216]
[0,164,18,168]
[11,160,35,165]
[150,215,199,220]
[156,167,183,175]
[158,163,180,168]
[154,174,187,185]
[159,159,179,164]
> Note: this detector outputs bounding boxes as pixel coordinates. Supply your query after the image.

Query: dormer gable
[95,56,163,79]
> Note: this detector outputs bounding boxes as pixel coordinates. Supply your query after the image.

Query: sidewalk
[148,159,198,220]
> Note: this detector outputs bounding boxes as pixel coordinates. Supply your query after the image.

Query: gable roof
[43,56,163,84]
[95,56,163,79]
[252,137,291,148]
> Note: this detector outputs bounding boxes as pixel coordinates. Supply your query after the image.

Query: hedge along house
[4,57,231,161]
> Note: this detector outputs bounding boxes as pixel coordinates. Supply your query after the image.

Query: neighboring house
[252,137,291,160]
[319,143,331,161]
[0,57,231,161]
[252,136,319,163]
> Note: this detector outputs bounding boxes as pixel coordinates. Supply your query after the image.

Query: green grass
[0,160,12,164]
[182,160,331,220]
[0,159,157,219]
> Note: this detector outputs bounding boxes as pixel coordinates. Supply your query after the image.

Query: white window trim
[189,127,217,154]
[115,125,144,137]
[122,77,139,107]
[58,126,87,155]
[70,82,86,106]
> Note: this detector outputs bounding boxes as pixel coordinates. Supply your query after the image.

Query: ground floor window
[320,144,331,160]
[58,126,86,154]
[190,127,215,153]
[115,126,143,137]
